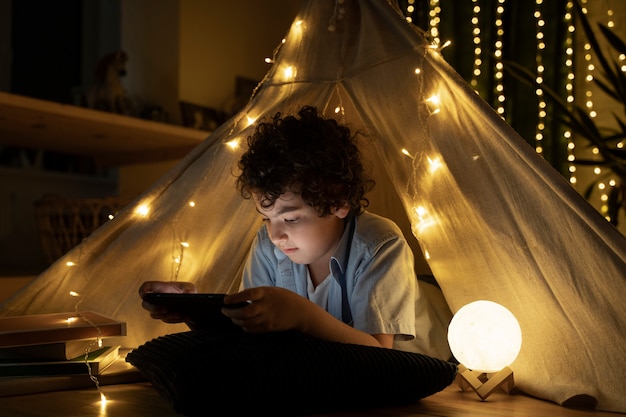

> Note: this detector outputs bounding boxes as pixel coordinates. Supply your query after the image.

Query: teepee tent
[2,0,625,413]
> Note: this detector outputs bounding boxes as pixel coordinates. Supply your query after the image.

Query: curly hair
[236,105,375,216]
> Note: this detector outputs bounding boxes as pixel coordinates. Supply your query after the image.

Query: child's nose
[267,223,287,243]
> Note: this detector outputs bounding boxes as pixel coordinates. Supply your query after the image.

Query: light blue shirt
[242,211,418,341]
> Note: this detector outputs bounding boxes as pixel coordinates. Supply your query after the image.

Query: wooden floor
[0,382,621,417]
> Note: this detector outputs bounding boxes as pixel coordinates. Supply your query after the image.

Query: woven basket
[34,194,128,264]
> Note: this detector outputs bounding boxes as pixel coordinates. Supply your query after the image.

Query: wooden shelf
[0,92,209,166]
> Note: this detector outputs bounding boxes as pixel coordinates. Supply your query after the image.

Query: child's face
[255,192,349,268]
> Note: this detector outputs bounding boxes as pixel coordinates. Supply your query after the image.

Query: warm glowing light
[448,300,522,373]
[427,156,442,173]
[401,148,413,158]
[135,204,150,217]
[66,261,76,267]
[246,116,257,126]
[425,94,441,114]
[426,95,440,105]
[188,201,195,207]
[180,241,189,248]
[69,291,80,297]
[226,138,240,150]
[283,66,295,80]
[413,205,436,234]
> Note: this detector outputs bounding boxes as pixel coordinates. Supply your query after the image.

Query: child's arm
[223,286,393,348]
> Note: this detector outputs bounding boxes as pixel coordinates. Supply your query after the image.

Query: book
[0,348,146,397]
[0,339,99,362]
[0,312,126,348]
[0,345,120,377]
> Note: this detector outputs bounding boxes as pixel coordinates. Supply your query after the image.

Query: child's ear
[333,203,351,219]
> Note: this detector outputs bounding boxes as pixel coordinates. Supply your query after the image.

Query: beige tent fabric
[2,0,625,412]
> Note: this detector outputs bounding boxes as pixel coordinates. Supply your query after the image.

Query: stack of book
[0,311,141,396]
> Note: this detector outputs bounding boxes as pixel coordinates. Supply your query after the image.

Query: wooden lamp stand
[455,364,515,401]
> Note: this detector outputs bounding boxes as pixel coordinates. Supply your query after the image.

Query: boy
[141,105,450,358]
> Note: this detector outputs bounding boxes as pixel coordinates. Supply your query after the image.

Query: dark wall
[11,0,83,104]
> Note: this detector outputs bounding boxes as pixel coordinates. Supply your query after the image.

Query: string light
[404,0,415,24]
[428,0,441,47]
[599,1,618,222]
[246,115,257,126]
[134,204,150,217]
[564,2,577,185]
[425,94,441,114]
[427,156,443,173]
[470,0,482,90]
[493,0,506,117]
[225,138,240,150]
[282,65,295,80]
[534,0,546,155]
[578,0,617,222]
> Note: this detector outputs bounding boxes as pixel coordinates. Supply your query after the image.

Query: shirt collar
[330,214,356,279]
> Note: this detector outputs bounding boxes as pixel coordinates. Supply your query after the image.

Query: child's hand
[222,286,308,333]
[139,281,197,323]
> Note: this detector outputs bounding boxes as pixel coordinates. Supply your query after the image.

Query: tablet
[143,293,248,329]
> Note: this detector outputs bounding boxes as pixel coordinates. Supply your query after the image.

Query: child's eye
[284,218,298,224]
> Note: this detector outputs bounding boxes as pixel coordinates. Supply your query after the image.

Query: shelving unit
[0,92,208,166]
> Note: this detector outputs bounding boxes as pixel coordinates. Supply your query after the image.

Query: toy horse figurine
[86,51,130,114]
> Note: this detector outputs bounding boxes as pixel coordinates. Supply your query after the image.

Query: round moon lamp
[448,300,522,401]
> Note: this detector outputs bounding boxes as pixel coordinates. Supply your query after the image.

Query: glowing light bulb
[427,156,442,173]
[415,206,427,217]
[135,204,150,217]
[425,94,441,114]
[448,300,522,373]
[283,66,295,80]
[439,40,451,50]
[226,139,240,150]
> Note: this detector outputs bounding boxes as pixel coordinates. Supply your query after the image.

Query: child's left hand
[222,286,309,333]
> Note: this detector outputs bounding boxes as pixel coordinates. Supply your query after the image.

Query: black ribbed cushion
[126,329,457,416]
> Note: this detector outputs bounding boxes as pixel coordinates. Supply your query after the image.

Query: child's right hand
[139,281,197,323]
